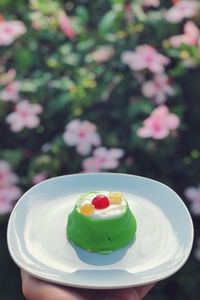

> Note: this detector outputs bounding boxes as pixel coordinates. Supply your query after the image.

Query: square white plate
[7,173,194,289]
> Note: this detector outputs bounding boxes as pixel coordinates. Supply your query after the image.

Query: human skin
[21,271,155,300]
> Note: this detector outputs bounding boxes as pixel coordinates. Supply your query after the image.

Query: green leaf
[111,0,125,4]
[75,6,89,24]
[0,150,23,168]
[0,0,11,6]
[98,11,117,33]
[77,39,95,51]
[15,48,33,69]
[169,64,187,77]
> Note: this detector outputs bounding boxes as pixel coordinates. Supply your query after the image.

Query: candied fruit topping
[92,194,109,209]
[80,203,95,216]
[109,192,123,204]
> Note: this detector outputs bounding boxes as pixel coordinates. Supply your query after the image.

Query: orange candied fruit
[109,192,123,204]
[80,203,95,216]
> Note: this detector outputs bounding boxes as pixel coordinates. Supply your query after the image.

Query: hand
[21,271,155,300]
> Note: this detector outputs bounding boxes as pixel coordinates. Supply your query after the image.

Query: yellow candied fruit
[109,192,123,204]
[80,203,95,216]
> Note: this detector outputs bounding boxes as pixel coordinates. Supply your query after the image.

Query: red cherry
[92,194,109,209]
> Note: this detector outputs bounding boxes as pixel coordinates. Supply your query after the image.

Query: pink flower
[169,21,200,47]
[0,186,21,214]
[63,119,101,155]
[165,1,199,23]
[32,172,48,185]
[0,81,20,102]
[82,157,103,172]
[58,11,75,40]
[89,46,114,63]
[184,185,200,215]
[142,74,175,104]
[194,237,200,261]
[143,0,160,7]
[121,45,170,73]
[137,105,180,139]
[0,160,22,214]
[6,100,43,132]
[0,160,19,187]
[82,147,124,172]
[0,20,26,46]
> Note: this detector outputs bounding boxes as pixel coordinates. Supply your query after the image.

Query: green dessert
[67,191,137,254]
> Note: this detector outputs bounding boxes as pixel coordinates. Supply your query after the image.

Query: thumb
[103,288,141,300]
[103,284,155,300]
[21,271,86,300]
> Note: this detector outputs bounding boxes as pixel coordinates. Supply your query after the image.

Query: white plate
[7,173,194,289]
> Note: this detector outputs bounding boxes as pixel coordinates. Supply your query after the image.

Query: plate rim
[7,172,194,289]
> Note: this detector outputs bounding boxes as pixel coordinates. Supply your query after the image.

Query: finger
[103,288,138,300]
[135,283,156,299]
[99,283,156,300]
[21,271,155,300]
[21,271,86,300]
[103,288,142,300]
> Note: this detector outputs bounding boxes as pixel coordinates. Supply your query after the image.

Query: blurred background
[0,0,200,299]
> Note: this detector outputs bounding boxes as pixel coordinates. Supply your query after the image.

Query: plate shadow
[68,238,136,266]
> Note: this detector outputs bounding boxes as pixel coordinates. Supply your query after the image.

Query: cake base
[67,204,137,254]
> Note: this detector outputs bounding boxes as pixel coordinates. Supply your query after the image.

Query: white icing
[77,191,127,219]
